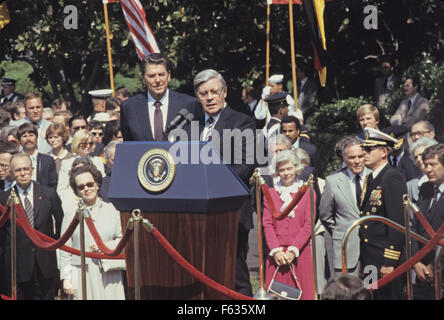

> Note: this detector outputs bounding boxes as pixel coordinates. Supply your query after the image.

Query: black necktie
[430,187,441,212]
[391,156,398,167]
[384,77,388,89]
[153,101,163,141]
[23,190,34,227]
[407,99,412,115]
[355,174,362,206]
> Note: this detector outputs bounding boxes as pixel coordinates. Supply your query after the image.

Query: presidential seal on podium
[137,148,176,193]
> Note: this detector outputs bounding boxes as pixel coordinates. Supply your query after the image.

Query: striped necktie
[23,190,34,227]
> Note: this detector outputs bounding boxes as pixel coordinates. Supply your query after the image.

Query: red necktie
[154,101,163,141]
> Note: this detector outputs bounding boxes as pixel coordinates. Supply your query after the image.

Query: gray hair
[294,147,310,167]
[10,152,32,170]
[412,120,435,134]
[410,136,438,154]
[104,140,120,163]
[268,134,292,151]
[341,137,363,159]
[193,69,227,93]
[275,150,304,175]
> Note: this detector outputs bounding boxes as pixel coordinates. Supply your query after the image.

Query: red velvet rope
[15,203,79,251]
[0,203,125,260]
[149,226,255,300]
[261,183,309,220]
[84,216,133,256]
[411,207,444,247]
[0,204,10,227]
[372,219,444,291]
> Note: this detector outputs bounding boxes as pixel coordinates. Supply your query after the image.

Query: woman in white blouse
[59,164,125,300]
[46,122,75,174]
[57,129,105,196]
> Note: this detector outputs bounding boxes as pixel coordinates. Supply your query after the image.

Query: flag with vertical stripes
[0,1,10,30]
[107,0,160,59]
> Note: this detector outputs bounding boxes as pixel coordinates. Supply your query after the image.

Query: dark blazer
[412,182,444,266]
[121,90,202,141]
[298,141,323,178]
[36,153,58,188]
[392,150,422,182]
[194,106,256,230]
[0,183,64,283]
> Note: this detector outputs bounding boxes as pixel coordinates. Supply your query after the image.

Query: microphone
[177,113,194,130]
[164,108,189,137]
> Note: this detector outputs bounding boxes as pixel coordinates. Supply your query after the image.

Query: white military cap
[88,89,113,99]
[268,74,284,84]
[362,127,398,148]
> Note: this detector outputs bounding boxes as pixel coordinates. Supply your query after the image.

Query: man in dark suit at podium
[193,69,256,296]
[120,53,201,141]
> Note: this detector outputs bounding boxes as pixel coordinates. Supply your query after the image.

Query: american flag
[106,0,160,59]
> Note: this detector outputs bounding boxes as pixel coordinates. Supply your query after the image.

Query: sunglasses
[91,132,104,137]
[73,125,87,131]
[362,146,380,152]
[77,181,95,191]
[79,142,95,148]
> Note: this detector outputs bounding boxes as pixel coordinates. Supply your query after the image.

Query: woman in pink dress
[263,149,315,300]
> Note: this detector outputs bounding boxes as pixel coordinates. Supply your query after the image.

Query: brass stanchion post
[403,195,413,300]
[9,190,19,300]
[434,246,443,300]
[252,169,272,300]
[77,202,89,300]
[308,175,318,299]
[131,209,142,300]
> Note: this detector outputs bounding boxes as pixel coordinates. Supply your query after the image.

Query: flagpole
[288,1,299,113]
[266,3,271,86]
[103,0,116,97]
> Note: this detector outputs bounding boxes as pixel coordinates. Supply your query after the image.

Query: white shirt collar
[147,89,169,106]
[50,149,68,160]
[409,93,419,105]
[16,181,34,197]
[371,162,389,179]
[248,100,257,112]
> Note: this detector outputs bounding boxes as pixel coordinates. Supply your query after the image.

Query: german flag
[302,0,328,87]
[0,1,10,30]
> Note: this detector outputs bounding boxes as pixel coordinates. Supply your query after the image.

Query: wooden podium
[109,141,249,300]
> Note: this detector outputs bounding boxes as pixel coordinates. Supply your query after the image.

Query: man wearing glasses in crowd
[410,120,436,143]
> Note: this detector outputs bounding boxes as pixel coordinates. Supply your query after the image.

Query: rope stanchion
[261,182,309,220]
[141,218,256,300]
[0,202,125,260]
[373,220,444,290]
[84,214,134,256]
[0,202,10,227]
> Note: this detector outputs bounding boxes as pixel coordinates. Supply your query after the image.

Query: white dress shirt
[202,107,224,141]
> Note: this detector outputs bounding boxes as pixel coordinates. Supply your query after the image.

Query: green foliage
[308,96,369,176]
[0,60,37,94]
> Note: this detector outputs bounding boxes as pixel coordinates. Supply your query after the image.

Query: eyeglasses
[411,130,431,137]
[362,146,380,152]
[79,141,95,148]
[91,132,104,137]
[76,181,95,191]
[73,125,87,131]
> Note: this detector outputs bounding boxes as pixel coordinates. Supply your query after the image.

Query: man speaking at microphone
[121,53,202,141]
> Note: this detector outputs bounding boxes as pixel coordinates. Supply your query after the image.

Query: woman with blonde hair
[57,129,105,196]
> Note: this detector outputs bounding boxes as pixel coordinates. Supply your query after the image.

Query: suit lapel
[134,94,153,140]
[166,91,179,125]
[32,183,41,225]
[336,172,359,214]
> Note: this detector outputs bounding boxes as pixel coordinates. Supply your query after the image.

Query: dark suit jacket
[36,153,58,188]
[390,94,430,128]
[121,90,202,141]
[0,183,64,282]
[359,164,407,267]
[298,141,323,178]
[412,182,444,266]
[194,106,257,230]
